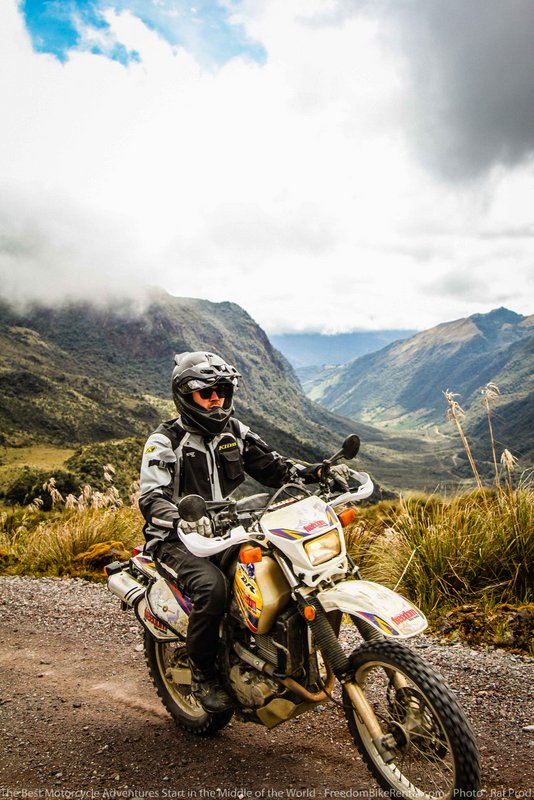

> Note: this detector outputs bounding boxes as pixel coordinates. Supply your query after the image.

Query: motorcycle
[106,435,481,799]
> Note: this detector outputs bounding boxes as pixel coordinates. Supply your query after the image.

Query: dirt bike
[106,434,481,799]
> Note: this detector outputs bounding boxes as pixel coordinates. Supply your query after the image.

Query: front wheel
[144,633,233,736]
[343,640,480,799]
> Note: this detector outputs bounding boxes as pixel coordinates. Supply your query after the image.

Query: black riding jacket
[139,416,310,551]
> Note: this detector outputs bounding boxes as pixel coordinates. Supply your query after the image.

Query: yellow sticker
[145,445,156,454]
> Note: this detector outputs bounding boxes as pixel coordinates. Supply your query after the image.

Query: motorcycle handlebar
[177,524,253,557]
[177,471,373,556]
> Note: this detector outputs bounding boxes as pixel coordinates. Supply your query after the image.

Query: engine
[228,663,280,708]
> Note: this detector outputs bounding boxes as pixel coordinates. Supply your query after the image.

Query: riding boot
[189,661,234,714]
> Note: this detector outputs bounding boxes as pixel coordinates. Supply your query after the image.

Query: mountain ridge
[302,306,534,466]
[269,329,418,368]
[3,295,528,492]
[1,292,453,493]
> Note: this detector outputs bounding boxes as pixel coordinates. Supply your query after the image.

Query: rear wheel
[343,640,480,799]
[144,633,233,736]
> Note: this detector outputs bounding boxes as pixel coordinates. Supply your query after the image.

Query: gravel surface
[0,575,533,798]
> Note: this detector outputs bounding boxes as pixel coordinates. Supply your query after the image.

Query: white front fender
[318,579,427,638]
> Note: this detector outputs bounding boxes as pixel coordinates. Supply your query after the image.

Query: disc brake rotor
[389,685,448,760]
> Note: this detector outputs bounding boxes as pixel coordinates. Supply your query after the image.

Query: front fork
[297,596,403,764]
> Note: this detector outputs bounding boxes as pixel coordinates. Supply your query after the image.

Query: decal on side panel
[168,583,193,615]
[233,562,263,632]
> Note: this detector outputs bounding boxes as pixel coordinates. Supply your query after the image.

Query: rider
[139,351,350,714]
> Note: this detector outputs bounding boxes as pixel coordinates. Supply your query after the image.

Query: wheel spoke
[154,642,206,719]
[144,633,233,735]
[342,641,480,800]
[357,692,454,796]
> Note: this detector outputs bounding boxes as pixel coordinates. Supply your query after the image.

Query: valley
[0,294,531,499]
[294,307,534,480]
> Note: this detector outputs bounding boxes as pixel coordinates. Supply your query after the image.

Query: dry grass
[348,485,533,613]
[347,383,533,651]
[0,469,142,579]
[443,389,483,489]
[0,504,143,579]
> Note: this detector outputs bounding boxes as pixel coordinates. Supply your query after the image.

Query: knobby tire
[343,639,481,799]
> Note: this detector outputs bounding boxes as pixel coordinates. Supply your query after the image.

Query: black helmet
[172,351,241,436]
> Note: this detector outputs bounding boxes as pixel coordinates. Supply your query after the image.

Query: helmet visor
[179,377,237,394]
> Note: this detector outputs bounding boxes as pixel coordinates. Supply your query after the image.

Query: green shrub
[0,438,144,509]
[65,438,143,498]
[2,467,79,510]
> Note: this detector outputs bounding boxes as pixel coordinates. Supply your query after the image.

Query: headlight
[304,529,341,566]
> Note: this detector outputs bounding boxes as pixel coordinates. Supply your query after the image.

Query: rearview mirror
[324,434,361,468]
[178,494,207,522]
[342,434,360,460]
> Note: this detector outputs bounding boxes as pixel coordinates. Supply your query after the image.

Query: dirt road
[0,576,533,798]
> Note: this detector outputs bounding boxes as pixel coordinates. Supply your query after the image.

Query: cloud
[375,0,534,180]
[0,0,533,333]
[300,0,534,179]
[20,0,265,67]
[0,187,148,308]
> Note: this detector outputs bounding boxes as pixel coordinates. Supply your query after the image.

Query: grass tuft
[0,504,142,580]
[348,484,533,613]
[346,385,533,652]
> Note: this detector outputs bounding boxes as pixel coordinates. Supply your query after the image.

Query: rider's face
[192,386,226,410]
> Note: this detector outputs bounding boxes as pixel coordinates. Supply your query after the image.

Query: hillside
[302,307,534,466]
[0,291,450,493]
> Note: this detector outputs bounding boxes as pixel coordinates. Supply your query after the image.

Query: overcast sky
[1,0,533,333]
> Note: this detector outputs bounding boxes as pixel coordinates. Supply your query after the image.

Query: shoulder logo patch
[145,445,156,454]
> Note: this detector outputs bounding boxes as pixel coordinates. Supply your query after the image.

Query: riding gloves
[329,464,352,491]
[180,516,213,537]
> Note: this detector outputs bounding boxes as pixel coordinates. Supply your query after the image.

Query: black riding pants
[155,539,228,673]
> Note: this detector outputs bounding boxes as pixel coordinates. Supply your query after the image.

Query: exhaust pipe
[107,570,146,607]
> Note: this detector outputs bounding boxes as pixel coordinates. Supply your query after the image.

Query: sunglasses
[197,385,229,400]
